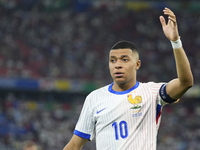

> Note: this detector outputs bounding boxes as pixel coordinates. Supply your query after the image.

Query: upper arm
[63,134,88,150]
[166,78,192,100]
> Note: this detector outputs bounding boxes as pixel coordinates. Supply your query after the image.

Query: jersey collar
[108,81,139,95]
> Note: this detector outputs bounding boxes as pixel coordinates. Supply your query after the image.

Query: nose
[115,60,122,69]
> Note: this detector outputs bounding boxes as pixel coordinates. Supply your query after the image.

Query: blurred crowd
[0,93,200,150]
[0,1,199,85]
[0,92,97,150]
[0,92,82,150]
[157,100,200,150]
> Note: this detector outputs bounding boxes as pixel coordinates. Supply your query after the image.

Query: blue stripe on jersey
[156,104,161,119]
[156,104,161,124]
[74,130,91,139]
[108,81,139,95]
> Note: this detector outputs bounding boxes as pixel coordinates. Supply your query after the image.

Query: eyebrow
[110,55,129,58]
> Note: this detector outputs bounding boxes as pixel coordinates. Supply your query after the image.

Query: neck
[112,80,137,92]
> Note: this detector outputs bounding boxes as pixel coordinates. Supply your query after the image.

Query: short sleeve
[74,94,95,141]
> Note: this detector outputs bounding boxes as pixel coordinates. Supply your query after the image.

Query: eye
[122,58,129,62]
[110,59,116,63]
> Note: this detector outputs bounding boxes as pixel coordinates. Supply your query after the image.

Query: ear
[135,60,141,70]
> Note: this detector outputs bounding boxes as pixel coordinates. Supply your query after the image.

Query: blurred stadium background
[0,0,200,150]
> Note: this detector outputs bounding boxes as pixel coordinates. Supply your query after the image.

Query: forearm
[173,45,193,87]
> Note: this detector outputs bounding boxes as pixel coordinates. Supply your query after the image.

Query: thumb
[159,16,166,27]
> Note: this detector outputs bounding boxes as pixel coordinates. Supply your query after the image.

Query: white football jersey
[74,81,168,150]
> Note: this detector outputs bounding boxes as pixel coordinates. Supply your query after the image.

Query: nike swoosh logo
[97,108,107,114]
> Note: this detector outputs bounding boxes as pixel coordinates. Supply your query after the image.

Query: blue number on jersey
[112,121,128,140]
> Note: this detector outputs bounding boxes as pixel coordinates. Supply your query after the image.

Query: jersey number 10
[112,121,128,140]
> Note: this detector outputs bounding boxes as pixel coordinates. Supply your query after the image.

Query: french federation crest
[127,92,142,117]
[127,93,142,109]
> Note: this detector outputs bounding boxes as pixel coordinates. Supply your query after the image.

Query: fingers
[160,7,179,41]
[163,7,177,25]
[168,16,176,24]
[159,16,166,27]
[163,7,174,16]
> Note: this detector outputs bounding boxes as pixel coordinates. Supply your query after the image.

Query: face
[109,48,140,88]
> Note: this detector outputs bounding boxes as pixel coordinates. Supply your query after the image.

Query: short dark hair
[111,40,138,52]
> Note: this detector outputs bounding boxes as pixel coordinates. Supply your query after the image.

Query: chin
[115,79,127,85]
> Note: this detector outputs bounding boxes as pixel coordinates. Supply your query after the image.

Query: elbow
[183,77,194,90]
[188,75,194,88]
[189,79,194,88]
[188,81,194,89]
[186,82,193,90]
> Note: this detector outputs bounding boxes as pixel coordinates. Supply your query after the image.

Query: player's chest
[93,91,155,123]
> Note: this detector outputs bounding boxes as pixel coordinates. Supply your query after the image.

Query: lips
[114,72,124,77]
